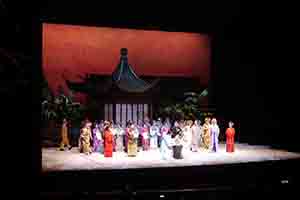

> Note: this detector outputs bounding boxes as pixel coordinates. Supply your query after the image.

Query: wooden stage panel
[42,143,300,172]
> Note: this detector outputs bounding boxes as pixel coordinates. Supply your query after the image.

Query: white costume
[191,124,198,152]
[210,123,220,152]
[196,120,203,148]
[182,125,192,156]
[150,121,159,148]
[115,124,125,152]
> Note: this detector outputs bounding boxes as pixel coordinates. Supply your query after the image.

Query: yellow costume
[127,131,138,157]
[80,127,92,154]
[59,122,71,150]
[202,123,211,150]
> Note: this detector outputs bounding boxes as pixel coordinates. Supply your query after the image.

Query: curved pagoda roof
[65,48,159,94]
[112,48,159,93]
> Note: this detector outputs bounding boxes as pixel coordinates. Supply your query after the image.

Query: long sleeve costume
[115,126,125,152]
[225,127,235,152]
[210,124,220,152]
[104,129,114,157]
[150,124,159,149]
[202,123,211,150]
[160,133,173,160]
[127,127,138,156]
[80,127,92,154]
[59,122,71,150]
[92,127,103,153]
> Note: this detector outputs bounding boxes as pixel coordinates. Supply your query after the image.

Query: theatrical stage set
[41,34,300,171]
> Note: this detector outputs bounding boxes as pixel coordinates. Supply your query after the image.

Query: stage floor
[42,143,300,172]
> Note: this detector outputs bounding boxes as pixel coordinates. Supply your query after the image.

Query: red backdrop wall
[42,23,210,102]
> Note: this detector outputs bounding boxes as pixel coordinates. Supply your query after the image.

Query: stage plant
[41,82,85,145]
[159,89,208,121]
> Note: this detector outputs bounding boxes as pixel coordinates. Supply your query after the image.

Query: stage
[42,143,300,172]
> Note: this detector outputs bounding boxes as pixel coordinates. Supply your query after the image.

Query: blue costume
[210,122,220,152]
[160,131,173,160]
[150,121,159,148]
[92,124,104,153]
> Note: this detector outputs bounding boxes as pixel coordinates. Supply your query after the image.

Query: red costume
[104,129,114,157]
[141,127,150,151]
[225,128,235,152]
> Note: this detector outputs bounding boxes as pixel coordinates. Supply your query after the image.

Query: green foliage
[41,84,85,126]
[200,89,208,97]
[159,88,208,121]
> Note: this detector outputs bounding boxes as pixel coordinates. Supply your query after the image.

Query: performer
[194,120,202,149]
[144,118,152,150]
[150,120,159,149]
[137,121,143,152]
[58,118,72,151]
[79,121,92,155]
[210,118,220,152]
[161,122,171,142]
[92,122,103,153]
[127,123,139,157]
[225,121,236,152]
[165,117,171,128]
[81,117,91,129]
[124,121,131,153]
[99,120,104,131]
[202,117,211,150]
[174,120,179,128]
[191,120,199,152]
[133,124,140,149]
[103,121,114,157]
[160,127,173,160]
[171,121,184,159]
[181,120,191,156]
[157,118,163,147]
[144,117,151,127]
[186,121,192,143]
[79,118,91,148]
[141,123,150,151]
[110,121,117,152]
[115,123,125,152]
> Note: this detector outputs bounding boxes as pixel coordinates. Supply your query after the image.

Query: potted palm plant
[41,84,86,146]
[159,89,208,122]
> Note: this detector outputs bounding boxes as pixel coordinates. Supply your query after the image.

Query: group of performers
[58,117,236,160]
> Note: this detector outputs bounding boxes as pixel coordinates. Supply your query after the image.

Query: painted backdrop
[43,23,210,102]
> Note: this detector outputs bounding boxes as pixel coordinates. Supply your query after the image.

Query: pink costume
[141,126,150,151]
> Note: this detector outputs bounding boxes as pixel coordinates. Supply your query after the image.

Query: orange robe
[104,129,114,157]
[59,123,71,149]
[225,128,235,152]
